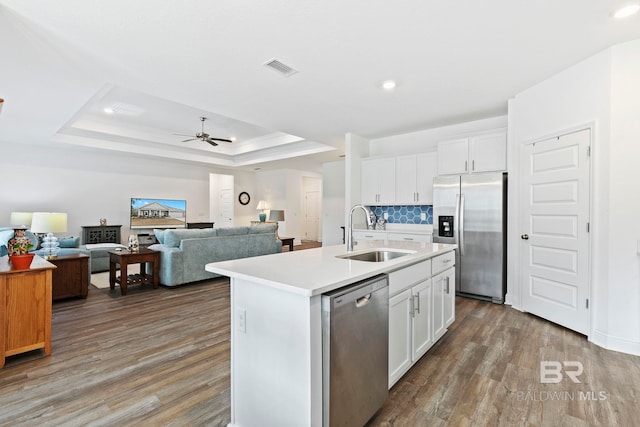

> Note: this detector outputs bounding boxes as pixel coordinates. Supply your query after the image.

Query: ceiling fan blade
[182,138,196,142]
[205,139,219,147]
[173,133,194,137]
[208,137,233,143]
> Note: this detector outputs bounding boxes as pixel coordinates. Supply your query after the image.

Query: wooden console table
[279,237,294,251]
[0,256,55,368]
[48,253,90,301]
[108,248,159,296]
[82,225,122,244]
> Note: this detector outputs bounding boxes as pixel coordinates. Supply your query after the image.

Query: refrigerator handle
[459,194,465,256]
[455,194,461,251]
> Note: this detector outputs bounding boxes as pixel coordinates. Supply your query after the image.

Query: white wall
[0,140,255,240]
[344,133,370,227]
[255,169,322,245]
[370,116,508,156]
[322,160,345,246]
[509,38,640,355]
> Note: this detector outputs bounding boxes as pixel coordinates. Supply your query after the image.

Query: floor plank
[1,280,640,426]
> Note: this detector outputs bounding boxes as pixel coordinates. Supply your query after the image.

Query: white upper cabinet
[437,131,507,175]
[361,157,396,205]
[395,153,437,205]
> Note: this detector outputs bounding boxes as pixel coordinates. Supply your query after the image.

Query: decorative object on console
[100,218,107,226]
[30,212,68,259]
[256,200,268,222]
[7,228,34,269]
[9,212,33,229]
[127,234,140,252]
[0,98,4,114]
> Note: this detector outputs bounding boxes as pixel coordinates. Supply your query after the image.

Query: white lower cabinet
[388,254,456,388]
[388,280,432,387]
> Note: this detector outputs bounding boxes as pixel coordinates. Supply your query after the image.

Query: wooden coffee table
[108,248,159,295]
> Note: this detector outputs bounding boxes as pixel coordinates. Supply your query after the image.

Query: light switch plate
[420,213,427,221]
[383,212,388,220]
[237,307,247,333]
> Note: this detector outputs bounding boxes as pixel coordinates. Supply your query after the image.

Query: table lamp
[268,210,285,237]
[30,212,68,259]
[256,200,268,222]
[9,212,33,229]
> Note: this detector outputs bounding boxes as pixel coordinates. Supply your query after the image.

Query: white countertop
[205,240,456,297]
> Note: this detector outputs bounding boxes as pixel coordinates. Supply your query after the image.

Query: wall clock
[238,191,251,205]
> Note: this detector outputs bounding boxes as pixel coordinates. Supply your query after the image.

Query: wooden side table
[48,254,90,301]
[108,248,159,296]
[0,256,55,368]
[279,237,294,251]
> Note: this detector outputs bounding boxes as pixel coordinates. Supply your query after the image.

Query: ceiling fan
[174,117,233,146]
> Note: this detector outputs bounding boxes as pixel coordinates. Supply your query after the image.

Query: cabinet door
[395,155,417,204]
[416,152,437,204]
[411,280,433,361]
[432,271,446,341]
[438,138,469,175]
[361,159,380,205]
[388,288,413,387]
[377,157,396,205]
[470,132,506,173]
[443,267,456,328]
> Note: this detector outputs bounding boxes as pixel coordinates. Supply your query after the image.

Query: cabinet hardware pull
[445,276,450,294]
[465,160,468,172]
[472,160,475,171]
[404,238,414,241]
[413,294,420,315]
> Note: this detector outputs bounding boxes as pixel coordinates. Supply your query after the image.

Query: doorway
[520,129,591,335]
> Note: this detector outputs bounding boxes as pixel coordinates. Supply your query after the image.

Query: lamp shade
[9,212,33,228]
[30,212,68,233]
[269,210,285,221]
[256,200,268,211]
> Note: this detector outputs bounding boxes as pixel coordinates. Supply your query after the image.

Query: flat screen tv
[130,198,187,229]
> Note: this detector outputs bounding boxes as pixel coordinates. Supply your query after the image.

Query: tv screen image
[130,198,187,229]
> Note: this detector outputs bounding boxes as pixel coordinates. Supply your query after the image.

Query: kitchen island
[205,240,456,427]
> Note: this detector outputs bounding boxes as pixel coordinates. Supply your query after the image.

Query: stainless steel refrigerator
[432,172,507,303]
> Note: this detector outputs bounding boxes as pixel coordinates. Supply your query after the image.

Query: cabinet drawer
[352,231,387,241]
[388,259,431,296]
[387,233,432,243]
[432,251,455,275]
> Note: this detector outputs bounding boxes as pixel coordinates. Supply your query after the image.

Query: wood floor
[1,279,639,426]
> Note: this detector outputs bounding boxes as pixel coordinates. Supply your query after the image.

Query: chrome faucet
[347,204,375,252]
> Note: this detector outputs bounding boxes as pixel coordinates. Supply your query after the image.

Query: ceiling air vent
[263,58,298,77]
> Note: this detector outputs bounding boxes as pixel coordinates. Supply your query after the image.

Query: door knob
[521,234,529,240]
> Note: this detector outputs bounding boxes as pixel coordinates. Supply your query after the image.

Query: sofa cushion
[248,224,278,234]
[59,236,80,248]
[153,229,166,244]
[216,226,249,236]
[163,228,218,247]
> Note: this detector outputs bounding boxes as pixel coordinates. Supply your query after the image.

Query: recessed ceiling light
[612,4,640,18]
[103,107,114,114]
[381,80,397,90]
[230,137,237,142]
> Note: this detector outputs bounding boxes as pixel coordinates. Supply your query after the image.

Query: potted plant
[8,228,35,269]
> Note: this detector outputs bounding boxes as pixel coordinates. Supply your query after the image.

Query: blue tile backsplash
[369,205,433,225]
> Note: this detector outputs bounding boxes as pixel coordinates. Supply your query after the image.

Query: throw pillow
[59,236,80,248]
[153,229,166,244]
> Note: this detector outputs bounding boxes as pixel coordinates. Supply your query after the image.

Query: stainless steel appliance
[433,172,507,303]
[322,275,389,427]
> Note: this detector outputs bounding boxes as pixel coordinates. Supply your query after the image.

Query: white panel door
[303,190,320,241]
[520,129,591,334]
[218,189,234,227]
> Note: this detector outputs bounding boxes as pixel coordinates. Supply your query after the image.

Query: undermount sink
[336,250,414,262]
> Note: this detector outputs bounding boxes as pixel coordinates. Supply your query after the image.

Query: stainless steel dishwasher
[322,274,389,427]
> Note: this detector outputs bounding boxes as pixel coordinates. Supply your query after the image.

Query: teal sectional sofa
[149,224,282,286]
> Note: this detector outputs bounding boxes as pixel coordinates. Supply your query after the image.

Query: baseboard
[590,329,640,356]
